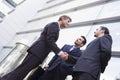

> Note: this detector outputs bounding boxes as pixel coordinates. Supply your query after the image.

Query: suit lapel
[63,45,73,52]
[70,48,79,53]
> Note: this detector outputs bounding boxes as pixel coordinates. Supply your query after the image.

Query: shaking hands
[59,52,68,61]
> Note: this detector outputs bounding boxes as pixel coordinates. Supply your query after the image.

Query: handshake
[59,52,69,61]
[43,52,69,71]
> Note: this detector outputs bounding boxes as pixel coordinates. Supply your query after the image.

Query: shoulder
[63,44,72,47]
[62,44,72,49]
[99,34,113,46]
[45,22,58,30]
[100,34,112,41]
[46,22,58,27]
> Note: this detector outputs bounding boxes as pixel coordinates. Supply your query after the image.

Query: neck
[97,33,105,38]
[75,45,81,48]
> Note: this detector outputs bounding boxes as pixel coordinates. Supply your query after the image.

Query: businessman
[72,26,112,80]
[40,36,87,80]
[1,15,72,80]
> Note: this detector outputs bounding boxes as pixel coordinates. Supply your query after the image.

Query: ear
[101,29,105,34]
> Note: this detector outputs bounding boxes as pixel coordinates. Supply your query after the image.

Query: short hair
[100,26,109,34]
[81,36,87,45]
[58,15,72,22]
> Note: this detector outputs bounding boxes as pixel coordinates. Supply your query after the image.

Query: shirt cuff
[58,51,63,56]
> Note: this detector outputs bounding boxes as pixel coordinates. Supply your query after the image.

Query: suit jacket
[48,44,82,75]
[73,34,112,79]
[27,22,60,63]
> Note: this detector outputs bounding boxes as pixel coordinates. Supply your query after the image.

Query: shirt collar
[73,45,79,49]
[58,22,61,30]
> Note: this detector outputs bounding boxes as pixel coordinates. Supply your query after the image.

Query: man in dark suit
[40,36,87,80]
[72,26,113,80]
[1,15,72,80]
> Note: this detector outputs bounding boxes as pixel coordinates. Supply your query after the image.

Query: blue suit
[40,44,82,80]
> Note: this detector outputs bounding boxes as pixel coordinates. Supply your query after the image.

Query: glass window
[5,0,17,7]
[0,11,5,18]
[98,0,120,19]
[12,0,25,5]
[0,0,25,22]
[0,1,12,15]
[3,0,25,7]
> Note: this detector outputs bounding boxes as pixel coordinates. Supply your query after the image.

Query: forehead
[63,18,71,21]
[96,27,101,31]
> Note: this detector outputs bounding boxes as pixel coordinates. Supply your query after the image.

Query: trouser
[1,53,41,80]
[27,66,45,80]
[72,72,96,80]
[40,65,67,80]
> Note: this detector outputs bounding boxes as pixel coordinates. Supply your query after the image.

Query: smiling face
[74,37,85,47]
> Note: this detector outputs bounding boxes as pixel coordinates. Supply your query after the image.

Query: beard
[94,33,98,37]
[94,34,97,37]
[74,41,79,46]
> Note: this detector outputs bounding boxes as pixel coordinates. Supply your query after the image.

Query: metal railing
[0,40,29,77]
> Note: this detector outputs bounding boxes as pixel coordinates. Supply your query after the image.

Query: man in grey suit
[1,15,72,80]
[72,26,112,80]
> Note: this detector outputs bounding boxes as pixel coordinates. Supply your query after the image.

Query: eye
[78,39,82,41]
[68,20,70,23]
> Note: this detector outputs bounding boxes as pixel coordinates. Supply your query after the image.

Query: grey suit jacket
[27,22,60,63]
[73,34,112,79]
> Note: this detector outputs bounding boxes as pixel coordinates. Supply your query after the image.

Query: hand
[59,52,68,61]
[43,64,49,71]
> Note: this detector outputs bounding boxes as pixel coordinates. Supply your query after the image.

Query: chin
[75,42,77,45]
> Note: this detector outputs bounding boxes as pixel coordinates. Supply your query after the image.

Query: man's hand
[43,64,49,71]
[59,52,68,61]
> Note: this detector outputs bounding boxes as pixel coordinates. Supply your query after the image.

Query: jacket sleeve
[100,35,112,73]
[48,55,59,66]
[46,23,61,54]
[48,45,66,66]
[66,55,79,64]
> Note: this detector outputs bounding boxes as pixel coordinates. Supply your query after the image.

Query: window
[5,0,17,7]
[0,0,25,22]
[0,11,5,19]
